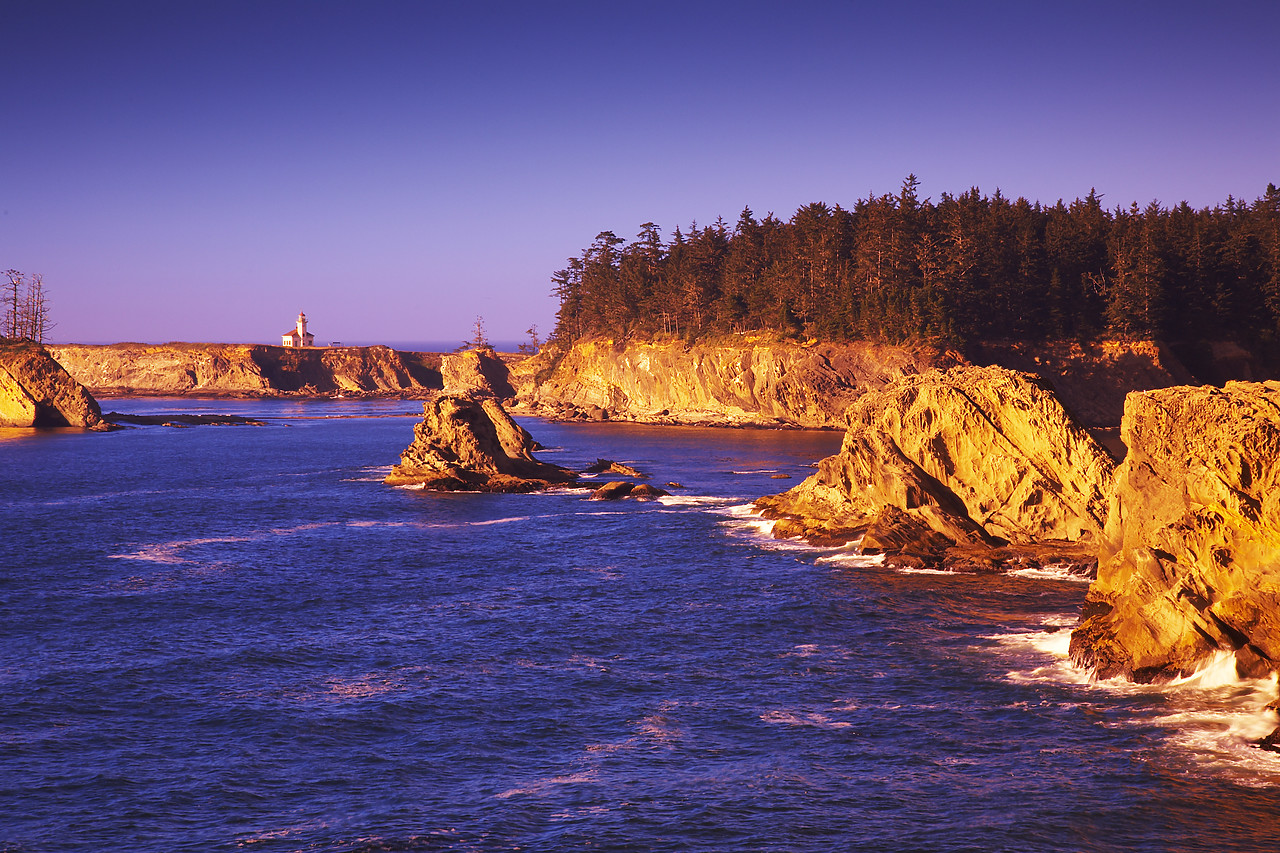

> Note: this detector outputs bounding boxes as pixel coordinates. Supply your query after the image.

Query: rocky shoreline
[15,334,1280,742]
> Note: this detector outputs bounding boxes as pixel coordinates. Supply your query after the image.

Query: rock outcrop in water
[48,343,442,397]
[755,366,1116,570]
[0,341,109,429]
[512,336,1196,430]
[385,394,577,492]
[1070,382,1280,682]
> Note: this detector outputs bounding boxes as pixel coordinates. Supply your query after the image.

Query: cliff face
[967,339,1194,429]
[513,338,963,428]
[514,337,1194,430]
[755,366,1116,568]
[1070,382,1280,682]
[385,395,577,491]
[0,341,108,429]
[48,343,442,397]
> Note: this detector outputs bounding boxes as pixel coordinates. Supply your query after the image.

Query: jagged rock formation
[513,336,1194,430]
[0,341,109,429]
[48,343,442,397]
[1071,382,1280,682]
[440,347,516,398]
[385,394,577,492]
[755,366,1116,570]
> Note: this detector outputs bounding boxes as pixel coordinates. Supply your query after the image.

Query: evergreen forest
[550,177,1280,358]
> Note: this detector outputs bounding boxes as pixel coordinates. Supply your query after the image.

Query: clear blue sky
[3,0,1277,347]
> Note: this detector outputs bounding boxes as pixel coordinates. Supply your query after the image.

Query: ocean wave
[989,623,1280,781]
[657,494,737,508]
[1007,562,1096,583]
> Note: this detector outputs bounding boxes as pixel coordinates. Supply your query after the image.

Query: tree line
[3,270,54,344]
[549,178,1280,355]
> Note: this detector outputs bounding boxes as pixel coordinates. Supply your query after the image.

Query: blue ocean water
[3,398,1280,853]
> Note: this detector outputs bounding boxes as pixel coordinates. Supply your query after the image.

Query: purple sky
[4,0,1278,347]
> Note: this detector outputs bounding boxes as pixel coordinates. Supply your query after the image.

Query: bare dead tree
[24,273,54,343]
[3,270,21,339]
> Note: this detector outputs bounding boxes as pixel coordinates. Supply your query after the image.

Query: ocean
[3,398,1280,852]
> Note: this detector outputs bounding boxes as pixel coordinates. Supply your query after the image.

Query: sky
[3,0,1278,347]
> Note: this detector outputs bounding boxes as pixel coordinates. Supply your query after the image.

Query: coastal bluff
[49,342,443,397]
[512,337,1194,430]
[755,366,1116,571]
[1071,382,1280,682]
[0,341,108,429]
[385,394,577,492]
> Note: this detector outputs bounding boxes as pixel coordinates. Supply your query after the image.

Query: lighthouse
[281,311,315,347]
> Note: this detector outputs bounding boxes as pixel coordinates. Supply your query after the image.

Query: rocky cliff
[513,336,1194,430]
[0,341,109,429]
[512,338,963,428]
[385,394,577,491]
[755,366,1116,570]
[48,343,442,397]
[1070,382,1280,682]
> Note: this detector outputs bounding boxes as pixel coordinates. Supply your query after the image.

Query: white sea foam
[759,709,854,730]
[989,620,1280,781]
[816,551,885,569]
[495,770,599,799]
[657,494,736,508]
[1007,563,1096,583]
[109,536,251,564]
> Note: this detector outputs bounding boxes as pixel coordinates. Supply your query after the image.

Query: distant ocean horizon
[48,339,530,354]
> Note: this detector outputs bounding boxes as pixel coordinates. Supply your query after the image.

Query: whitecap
[816,551,885,569]
[656,494,737,508]
[1007,562,1096,583]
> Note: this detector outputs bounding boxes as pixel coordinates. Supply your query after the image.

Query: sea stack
[385,394,577,492]
[1071,381,1280,682]
[755,365,1116,570]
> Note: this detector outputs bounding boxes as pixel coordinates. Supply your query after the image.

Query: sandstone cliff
[0,341,108,429]
[48,343,442,397]
[755,366,1116,570]
[513,336,1194,431]
[1071,382,1280,682]
[385,394,577,491]
[513,337,963,428]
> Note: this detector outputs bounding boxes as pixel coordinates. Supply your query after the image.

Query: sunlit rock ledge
[1071,381,1280,683]
[511,335,1201,431]
[48,342,444,397]
[754,365,1116,573]
[0,340,110,429]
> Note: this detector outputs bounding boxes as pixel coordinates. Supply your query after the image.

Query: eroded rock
[385,394,576,491]
[0,341,109,429]
[1070,381,1280,682]
[755,365,1116,569]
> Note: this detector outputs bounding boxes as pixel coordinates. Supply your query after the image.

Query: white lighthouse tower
[281,311,315,347]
